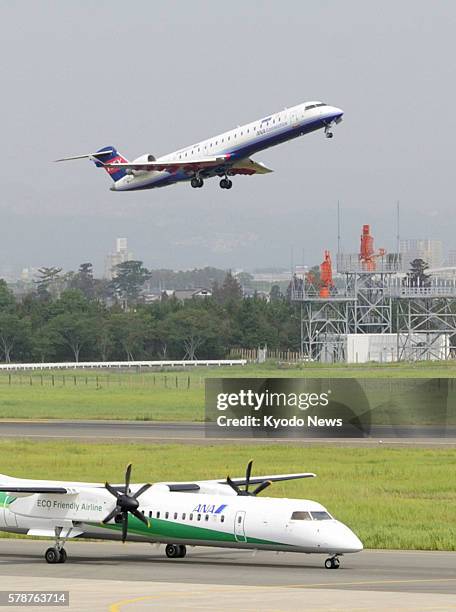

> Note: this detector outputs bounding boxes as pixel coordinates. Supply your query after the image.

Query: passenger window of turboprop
[310,511,332,520]
[290,511,312,520]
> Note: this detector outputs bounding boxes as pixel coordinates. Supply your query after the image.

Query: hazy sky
[0,1,455,275]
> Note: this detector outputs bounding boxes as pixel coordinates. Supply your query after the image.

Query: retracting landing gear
[45,527,68,564]
[219,177,233,189]
[165,544,187,559]
[191,177,204,188]
[324,555,340,569]
[324,123,334,139]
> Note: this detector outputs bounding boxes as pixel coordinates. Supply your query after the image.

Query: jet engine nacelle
[131,154,156,164]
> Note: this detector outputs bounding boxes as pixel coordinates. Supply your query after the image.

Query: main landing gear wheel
[191,177,204,188]
[220,178,233,189]
[165,544,187,559]
[58,549,67,564]
[325,131,333,138]
[325,556,340,569]
[45,547,61,564]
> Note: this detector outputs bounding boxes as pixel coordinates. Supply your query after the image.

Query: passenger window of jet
[205,515,209,521]
[157,511,160,519]
[149,511,152,518]
[197,513,201,521]
[221,516,225,523]
[165,512,169,519]
[237,516,242,524]
[189,513,193,521]
[174,512,178,520]
[182,513,186,520]
[291,511,312,520]
[310,511,332,520]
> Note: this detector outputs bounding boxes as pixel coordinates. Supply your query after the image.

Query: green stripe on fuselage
[0,492,15,506]
[95,515,285,547]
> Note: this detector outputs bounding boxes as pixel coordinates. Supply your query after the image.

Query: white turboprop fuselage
[0,476,362,557]
[110,101,343,191]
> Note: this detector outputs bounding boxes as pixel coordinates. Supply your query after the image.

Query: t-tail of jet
[55,146,128,182]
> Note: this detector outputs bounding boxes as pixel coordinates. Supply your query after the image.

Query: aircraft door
[234,510,247,542]
[289,111,298,127]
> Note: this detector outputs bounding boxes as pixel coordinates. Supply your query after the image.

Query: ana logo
[193,503,227,514]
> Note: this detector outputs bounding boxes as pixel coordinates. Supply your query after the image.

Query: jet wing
[229,158,273,175]
[103,155,231,173]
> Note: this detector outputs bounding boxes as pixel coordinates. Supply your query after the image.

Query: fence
[0,359,247,372]
[229,348,302,362]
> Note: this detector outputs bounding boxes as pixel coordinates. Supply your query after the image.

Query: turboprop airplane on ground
[55,101,343,191]
[0,461,362,569]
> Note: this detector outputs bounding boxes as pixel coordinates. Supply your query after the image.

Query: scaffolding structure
[291,258,456,362]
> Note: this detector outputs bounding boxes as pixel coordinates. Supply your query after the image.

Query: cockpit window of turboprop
[290,511,312,520]
[310,511,333,520]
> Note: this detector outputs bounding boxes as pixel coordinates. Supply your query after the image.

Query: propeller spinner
[102,463,152,542]
[226,460,272,497]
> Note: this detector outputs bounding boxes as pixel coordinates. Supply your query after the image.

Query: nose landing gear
[325,555,340,569]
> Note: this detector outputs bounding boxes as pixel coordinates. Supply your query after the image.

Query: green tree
[110,313,148,360]
[0,314,31,363]
[0,280,16,312]
[212,271,243,305]
[35,267,63,300]
[48,313,95,362]
[70,263,95,299]
[166,307,220,360]
[110,261,150,308]
[405,258,431,288]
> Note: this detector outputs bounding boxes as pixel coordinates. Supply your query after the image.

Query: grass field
[0,440,455,551]
[0,361,456,421]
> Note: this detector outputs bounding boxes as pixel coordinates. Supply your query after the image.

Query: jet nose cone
[332,107,344,122]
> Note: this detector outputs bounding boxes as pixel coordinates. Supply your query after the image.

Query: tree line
[0,263,298,363]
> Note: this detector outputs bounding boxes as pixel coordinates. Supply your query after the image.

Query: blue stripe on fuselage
[120,115,334,191]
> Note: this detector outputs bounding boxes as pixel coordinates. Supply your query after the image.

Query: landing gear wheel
[220,178,233,189]
[45,547,60,564]
[325,556,340,569]
[58,549,67,564]
[177,544,187,558]
[326,131,333,139]
[191,178,200,188]
[166,544,182,559]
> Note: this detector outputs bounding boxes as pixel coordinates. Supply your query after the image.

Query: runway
[1,419,456,446]
[1,541,455,611]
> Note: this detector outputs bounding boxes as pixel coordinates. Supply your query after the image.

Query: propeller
[226,460,272,497]
[102,463,152,542]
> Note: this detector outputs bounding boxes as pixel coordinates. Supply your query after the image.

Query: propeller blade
[102,506,120,524]
[226,475,242,495]
[133,483,152,499]
[245,460,253,493]
[105,482,120,498]
[252,480,272,496]
[125,463,132,494]
[121,511,129,543]
[132,509,149,526]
